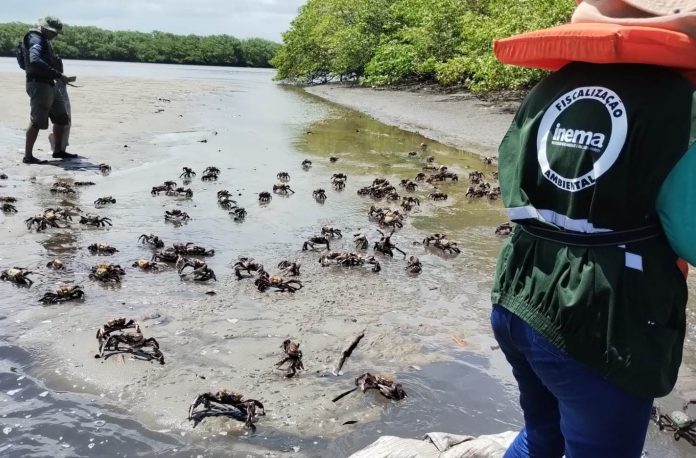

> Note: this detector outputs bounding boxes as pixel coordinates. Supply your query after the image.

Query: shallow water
[0,59,694,457]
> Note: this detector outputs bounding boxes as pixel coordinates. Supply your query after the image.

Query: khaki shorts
[26,81,69,129]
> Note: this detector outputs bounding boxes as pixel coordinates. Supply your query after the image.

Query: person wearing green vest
[21,16,77,164]
[491,1,696,456]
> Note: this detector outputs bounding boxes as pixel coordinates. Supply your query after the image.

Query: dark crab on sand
[1,267,34,286]
[275,339,304,378]
[188,390,265,429]
[39,284,85,304]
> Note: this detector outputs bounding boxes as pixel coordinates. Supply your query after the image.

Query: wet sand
[0,60,693,457]
[304,85,516,157]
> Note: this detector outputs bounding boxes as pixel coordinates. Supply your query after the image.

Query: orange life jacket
[494,23,696,84]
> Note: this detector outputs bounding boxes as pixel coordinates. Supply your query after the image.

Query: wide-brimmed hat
[38,16,63,34]
[573,0,696,38]
[624,0,696,15]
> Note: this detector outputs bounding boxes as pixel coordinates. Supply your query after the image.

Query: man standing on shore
[21,16,77,164]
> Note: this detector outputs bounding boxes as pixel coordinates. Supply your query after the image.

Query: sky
[1,0,306,42]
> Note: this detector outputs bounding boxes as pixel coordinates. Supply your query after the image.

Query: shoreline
[303,84,518,157]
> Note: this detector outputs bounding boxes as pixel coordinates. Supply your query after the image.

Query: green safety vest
[492,62,693,398]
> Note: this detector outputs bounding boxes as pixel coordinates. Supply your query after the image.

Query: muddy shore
[304,85,516,158]
[0,59,693,457]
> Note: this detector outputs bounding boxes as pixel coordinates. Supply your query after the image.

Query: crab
[164,209,190,224]
[275,339,304,378]
[217,189,232,199]
[368,206,405,229]
[229,207,247,221]
[329,156,339,163]
[74,181,96,187]
[234,257,265,279]
[429,192,448,201]
[46,259,65,270]
[0,173,7,179]
[1,267,34,286]
[180,263,217,282]
[2,203,17,213]
[139,233,165,249]
[96,317,139,347]
[258,191,272,203]
[399,179,418,192]
[423,234,461,255]
[401,196,420,212]
[426,171,459,183]
[353,233,369,250]
[26,209,69,231]
[98,325,164,364]
[468,171,485,184]
[273,183,295,195]
[94,196,116,207]
[88,243,119,255]
[151,184,174,196]
[167,187,194,198]
[321,226,343,238]
[313,188,327,201]
[180,167,196,179]
[482,156,495,165]
[406,256,422,274]
[332,177,346,190]
[492,171,499,180]
[374,228,406,257]
[89,263,126,283]
[39,284,85,304]
[277,260,301,277]
[151,248,180,263]
[132,259,164,271]
[173,242,215,257]
[188,390,265,428]
[25,215,60,231]
[175,256,206,273]
[254,273,303,293]
[277,172,290,182]
[651,404,696,446]
[301,159,312,170]
[488,186,501,200]
[218,194,237,210]
[201,172,218,181]
[302,235,330,251]
[51,182,76,194]
[333,373,407,403]
[203,166,221,176]
[414,172,427,182]
[0,196,17,203]
[99,163,112,175]
[80,214,113,228]
[319,251,381,272]
[495,222,513,236]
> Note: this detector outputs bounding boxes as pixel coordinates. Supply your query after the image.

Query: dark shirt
[25,31,62,81]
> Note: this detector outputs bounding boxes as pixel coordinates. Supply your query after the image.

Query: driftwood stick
[333,330,365,376]
[332,387,358,403]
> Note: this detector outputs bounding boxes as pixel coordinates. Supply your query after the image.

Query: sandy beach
[304,85,517,157]
[0,58,693,457]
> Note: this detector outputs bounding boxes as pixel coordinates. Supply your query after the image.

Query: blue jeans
[491,305,653,458]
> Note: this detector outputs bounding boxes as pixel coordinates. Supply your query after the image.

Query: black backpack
[16,40,26,70]
[16,35,28,70]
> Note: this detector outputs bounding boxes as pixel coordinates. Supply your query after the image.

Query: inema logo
[551,123,606,152]
[536,86,628,192]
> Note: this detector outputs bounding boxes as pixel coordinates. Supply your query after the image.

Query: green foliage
[0,22,280,68]
[274,0,575,91]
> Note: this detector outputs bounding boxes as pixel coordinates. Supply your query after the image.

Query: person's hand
[60,75,77,84]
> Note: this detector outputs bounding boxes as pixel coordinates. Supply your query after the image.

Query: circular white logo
[537,86,627,192]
